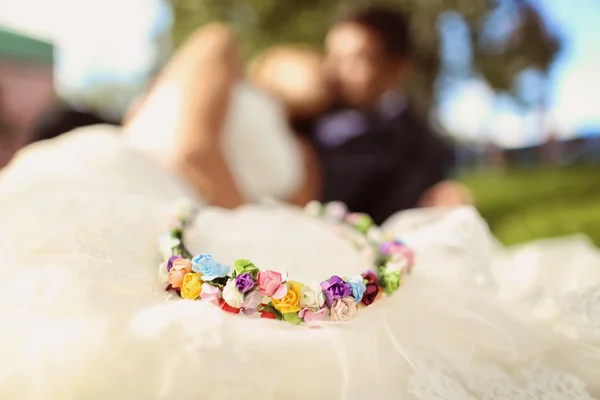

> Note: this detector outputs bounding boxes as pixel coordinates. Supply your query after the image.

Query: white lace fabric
[0,130,599,399]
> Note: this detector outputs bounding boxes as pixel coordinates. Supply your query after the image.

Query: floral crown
[158,200,414,325]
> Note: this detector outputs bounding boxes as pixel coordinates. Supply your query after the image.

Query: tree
[169,0,560,118]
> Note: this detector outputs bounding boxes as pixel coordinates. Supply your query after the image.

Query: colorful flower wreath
[158,199,414,325]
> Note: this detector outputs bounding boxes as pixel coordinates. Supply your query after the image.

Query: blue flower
[347,275,367,303]
[191,254,230,281]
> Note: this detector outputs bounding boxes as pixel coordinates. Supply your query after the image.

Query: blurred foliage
[462,166,600,246]
[170,0,560,114]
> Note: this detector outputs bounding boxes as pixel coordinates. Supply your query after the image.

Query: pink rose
[168,258,192,288]
[345,213,360,225]
[257,270,288,299]
[399,247,415,273]
[200,283,222,306]
[385,242,414,269]
[299,307,330,323]
[168,216,183,230]
[330,297,357,322]
[387,250,415,277]
[386,253,409,273]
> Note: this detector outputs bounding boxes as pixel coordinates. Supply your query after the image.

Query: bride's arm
[126,24,245,208]
[170,24,245,208]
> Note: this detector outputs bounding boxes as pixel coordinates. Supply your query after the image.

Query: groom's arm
[369,124,458,223]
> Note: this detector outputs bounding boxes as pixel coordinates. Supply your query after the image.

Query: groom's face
[324,23,401,109]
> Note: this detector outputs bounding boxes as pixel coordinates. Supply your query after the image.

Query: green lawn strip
[461,166,600,245]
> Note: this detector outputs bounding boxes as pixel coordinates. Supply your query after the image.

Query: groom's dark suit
[302,95,455,225]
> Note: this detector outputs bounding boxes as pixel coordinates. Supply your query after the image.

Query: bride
[0,24,599,399]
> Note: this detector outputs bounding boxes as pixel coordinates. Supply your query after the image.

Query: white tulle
[0,129,599,399]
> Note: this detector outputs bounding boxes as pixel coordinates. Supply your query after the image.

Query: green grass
[461,166,600,246]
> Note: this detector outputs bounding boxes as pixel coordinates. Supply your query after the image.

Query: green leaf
[233,259,260,280]
[354,214,374,234]
[261,303,283,320]
[206,276,229,289]
[282,312,302,325]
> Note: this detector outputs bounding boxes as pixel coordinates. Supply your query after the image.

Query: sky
[0,0,598,148]
[439,0,600,147]
[0,0,171,113]
[538,0,600,134]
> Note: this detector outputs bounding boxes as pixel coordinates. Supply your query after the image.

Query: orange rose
[168,258,193,288]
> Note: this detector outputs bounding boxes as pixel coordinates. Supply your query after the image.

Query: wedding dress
[0,84,599,399]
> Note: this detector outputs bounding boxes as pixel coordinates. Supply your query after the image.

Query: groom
[305,5,469,224]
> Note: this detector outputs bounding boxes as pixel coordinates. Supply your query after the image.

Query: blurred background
[0,0,599,245]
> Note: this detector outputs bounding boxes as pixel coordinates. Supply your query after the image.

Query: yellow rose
[181,272,203,300]
[272,280,304,314]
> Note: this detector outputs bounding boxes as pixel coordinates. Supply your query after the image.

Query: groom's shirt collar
[314,91,408,148]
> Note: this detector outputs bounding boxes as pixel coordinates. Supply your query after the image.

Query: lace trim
[407,354,593,400]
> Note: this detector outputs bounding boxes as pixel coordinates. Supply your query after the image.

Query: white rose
[299,284,325,310]
[324,201,348,221]
[304,201,322,217]
[158,234,181,259]
[158,262,169,285]
[173,198,196,223]
[386,253,409,273]
[330,297,357,322]
[366,226,383,243]
[222,280,244,308]
[164,291,180,301]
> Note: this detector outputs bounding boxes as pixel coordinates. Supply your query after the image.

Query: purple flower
[320,276,353,308]
[167,256,182,271]
[235,273,255,294]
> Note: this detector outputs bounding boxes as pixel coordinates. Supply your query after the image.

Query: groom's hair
[338,5,413,60]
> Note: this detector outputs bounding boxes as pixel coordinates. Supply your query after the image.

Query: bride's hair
[247,46,325,205]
